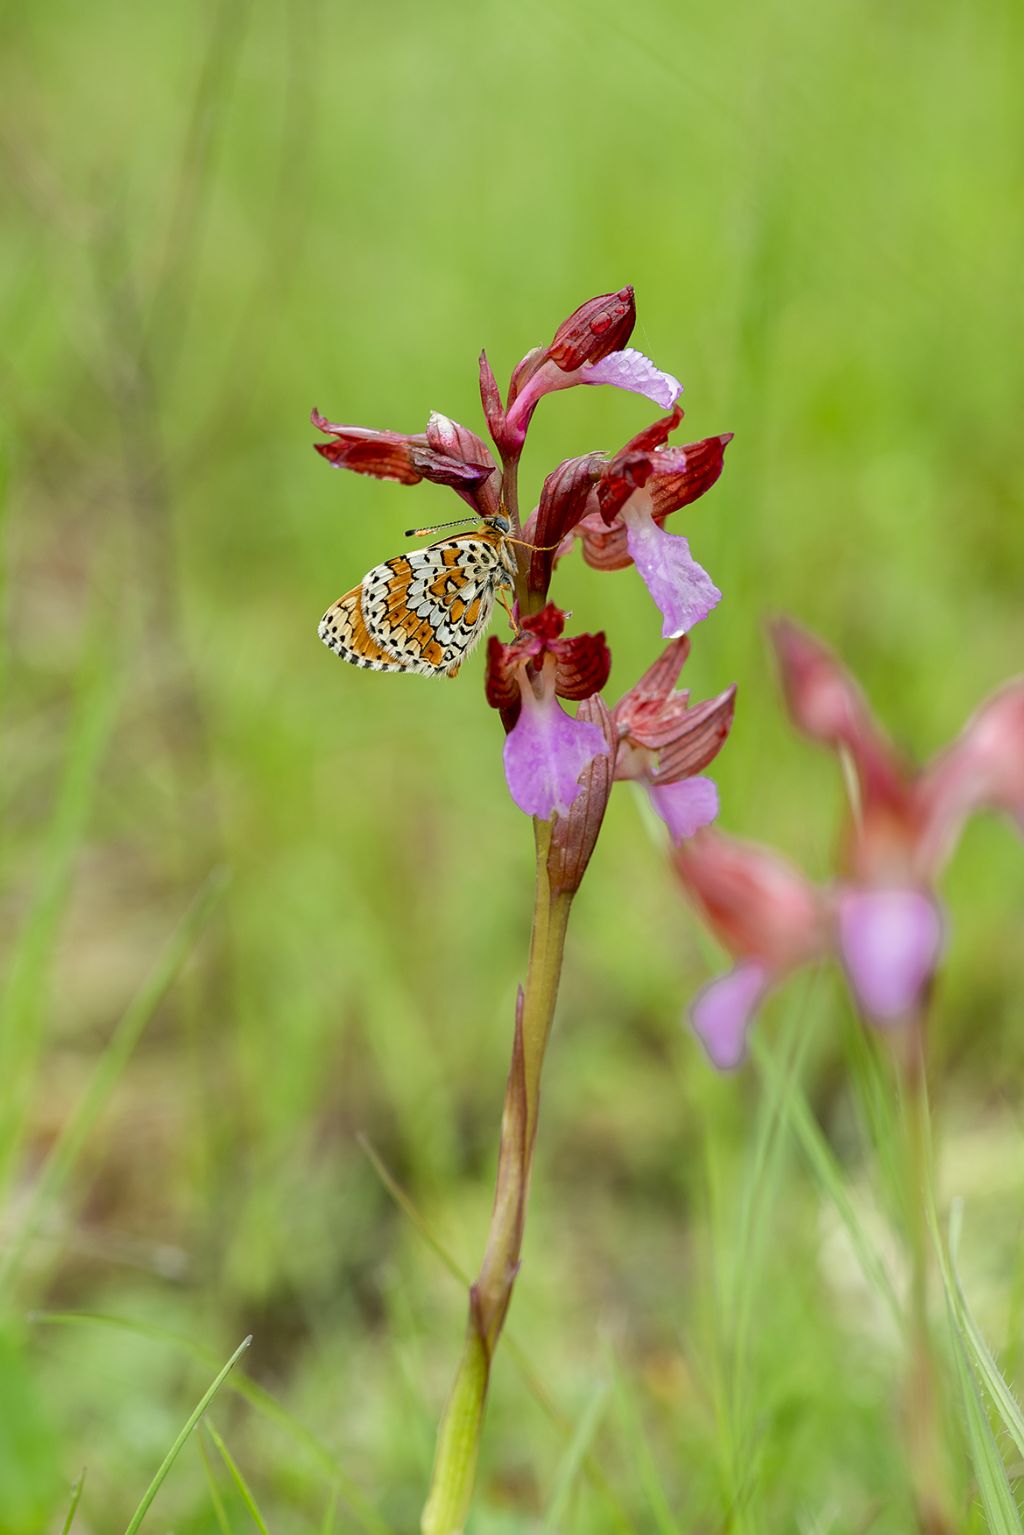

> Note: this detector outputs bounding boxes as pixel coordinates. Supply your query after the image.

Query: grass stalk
[122,1335,251,1535]
[898,1020,954,1535]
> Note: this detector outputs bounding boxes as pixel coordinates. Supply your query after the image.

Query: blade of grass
[29,1310,392,1535]
[944,1201,1024,1463]
[59,1470,87,1535]
[932,1201,1023,1531]
[0,868,228,1295]
[948,1317,1023,1535]
[541,1379,611,1533]
[0,435,9,706]
[122,1334,251,1535]
[729,973,820,1458]
[204,1420,271,1535]
[610,1360,681,1535]
[839,1004,903,1222]
[0,626,120,1193]
[752,1033,902,1328]
[320,1485,339,1535]
[199,1434,234,1535]
[357,1133,463,1285]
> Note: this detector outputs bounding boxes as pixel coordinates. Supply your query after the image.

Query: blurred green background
[2,0,1023,1530]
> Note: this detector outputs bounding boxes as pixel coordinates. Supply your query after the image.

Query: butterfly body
[319,516,517,677]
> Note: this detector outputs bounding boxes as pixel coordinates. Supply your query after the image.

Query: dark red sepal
[478,351,507,449]
[485,604,610,716]
[552,631,611,701]
[547,286,636,371]
[593,407,679,523]
[312,407,492,490]
[646,433,733,519]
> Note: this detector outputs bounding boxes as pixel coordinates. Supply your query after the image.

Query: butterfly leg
[497,587,519,634]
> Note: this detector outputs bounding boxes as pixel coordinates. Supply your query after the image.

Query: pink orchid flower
[612,635,736,844]
[486,605,611,819]
[675,620,1024,1068]
[576,408,731,638]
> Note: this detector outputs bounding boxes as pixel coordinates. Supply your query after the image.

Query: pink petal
[836,887,945,1024]
[690,960,770,1070]
[504,349,682,447]
[623,500,721,638]
[649,777,719,843]
[914,678,1024,876]
[770,619,909,814]
[673,830,828,970]
[581,348,682,408]
[503,691,610,819]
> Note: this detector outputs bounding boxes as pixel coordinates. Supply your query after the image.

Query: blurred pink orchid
[675,620,1024,1068]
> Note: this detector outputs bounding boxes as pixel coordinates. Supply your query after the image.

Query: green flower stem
[899,1019,954,1535]
[421,819,571,1535]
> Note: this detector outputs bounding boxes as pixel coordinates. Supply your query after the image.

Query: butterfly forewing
[319,526,516,678]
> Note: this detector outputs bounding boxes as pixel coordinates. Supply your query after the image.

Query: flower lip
[690,960,771,1070]
[623,500,721,639]
[835,886,945,1023]
[502,677,610,820]
[650,776,720,843]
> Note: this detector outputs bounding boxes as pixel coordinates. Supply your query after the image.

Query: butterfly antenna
[506,535,566,553]
[404,516,478,538]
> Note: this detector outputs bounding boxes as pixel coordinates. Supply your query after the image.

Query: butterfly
[318,513,518,678]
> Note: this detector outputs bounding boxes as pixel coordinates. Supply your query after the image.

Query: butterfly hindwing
[318,584,417,672]
[318,528,516,678]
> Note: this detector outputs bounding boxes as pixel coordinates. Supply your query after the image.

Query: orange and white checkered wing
[319,530,515,678]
